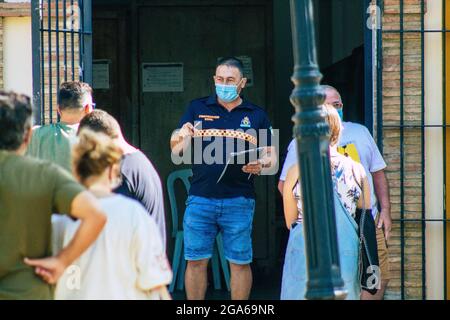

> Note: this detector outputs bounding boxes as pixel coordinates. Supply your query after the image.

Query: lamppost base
[305,288,348,300]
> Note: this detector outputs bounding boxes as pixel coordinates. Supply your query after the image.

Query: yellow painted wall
[425,0,444,300]
[446,0,450,300]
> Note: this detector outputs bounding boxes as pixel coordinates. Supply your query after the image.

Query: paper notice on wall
[237,56,254,87]
[142,63,184,92]
[92,60,110,90]
[217,56,254,87]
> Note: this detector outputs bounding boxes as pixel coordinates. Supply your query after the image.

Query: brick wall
[381,0,425,300]
[0,1,81,123]
[41,0,81,123]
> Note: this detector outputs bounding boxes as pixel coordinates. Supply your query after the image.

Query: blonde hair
[72,129,123,184]
[323,103,342,146]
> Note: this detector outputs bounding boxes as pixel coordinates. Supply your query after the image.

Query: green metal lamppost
[289,0,347,300]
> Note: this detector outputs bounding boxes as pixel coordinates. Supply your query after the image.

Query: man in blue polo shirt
[170,57,276,300]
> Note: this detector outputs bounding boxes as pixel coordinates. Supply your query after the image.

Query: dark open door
[91,5,132,141]
[137,1,275,269]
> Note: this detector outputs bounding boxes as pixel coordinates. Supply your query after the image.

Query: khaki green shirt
[0,151,85,300]
[26,123,79,173]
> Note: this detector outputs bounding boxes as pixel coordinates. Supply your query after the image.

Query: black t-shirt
[114,151,166,250]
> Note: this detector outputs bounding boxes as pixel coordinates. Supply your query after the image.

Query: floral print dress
[293,148,363,223]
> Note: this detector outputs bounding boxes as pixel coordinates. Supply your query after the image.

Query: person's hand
[242,160,263,175]
[377,208,392,242]
[179,122,195,139]
[24,256,67,285]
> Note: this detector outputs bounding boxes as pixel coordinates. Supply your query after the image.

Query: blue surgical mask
[215,80,242,103]
[337,108,344,121]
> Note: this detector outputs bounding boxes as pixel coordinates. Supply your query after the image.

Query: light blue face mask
[215,80,243,103]
[337,108,344,121]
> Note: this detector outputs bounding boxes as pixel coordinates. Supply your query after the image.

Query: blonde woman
[52,130,172,300]
[280,104,371,300]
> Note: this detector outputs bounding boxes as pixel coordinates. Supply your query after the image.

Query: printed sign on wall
[92,60,111,90]
[142,62,184,92]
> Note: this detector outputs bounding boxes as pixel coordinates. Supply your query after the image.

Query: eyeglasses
[332,102,343,109]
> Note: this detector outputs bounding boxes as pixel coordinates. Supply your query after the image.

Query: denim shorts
[183,195,255,265]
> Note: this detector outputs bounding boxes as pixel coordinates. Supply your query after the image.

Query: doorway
[92,0,277,296]
[90,0,367,299]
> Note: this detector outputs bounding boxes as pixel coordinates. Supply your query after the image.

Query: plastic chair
[167,169,230,292]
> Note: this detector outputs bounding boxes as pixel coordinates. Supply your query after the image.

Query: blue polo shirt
[177,95,273,199]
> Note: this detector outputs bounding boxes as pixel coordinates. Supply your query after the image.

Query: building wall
[0,0,80,122]
[0,17,4,90]
[40,1,81,123]
[0,1,33,95]
[3,16,32,96]
[0,0,445,300]
[382,0,423,299]
[424,0,444,300]
[381,0,445,300]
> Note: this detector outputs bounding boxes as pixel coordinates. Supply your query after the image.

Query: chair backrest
[167,169,193,238]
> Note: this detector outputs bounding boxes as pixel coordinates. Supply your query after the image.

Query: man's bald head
[321,85,343,109]
[78,109,122,139]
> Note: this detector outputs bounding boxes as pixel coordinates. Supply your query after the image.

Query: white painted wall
[3,16,33,97]
[424,0,445,300]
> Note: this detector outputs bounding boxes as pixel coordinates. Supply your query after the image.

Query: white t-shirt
[279,121,386,216]
[52,194,172,300]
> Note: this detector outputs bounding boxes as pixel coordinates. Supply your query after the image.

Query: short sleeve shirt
[279,139,297,182]
[177,95,273,199]
[26,123,79,173]
[337,122,386,215]
[114,151,167,251]
[279,121,387,216]
[0,151,85,300]
[53,195,172,300]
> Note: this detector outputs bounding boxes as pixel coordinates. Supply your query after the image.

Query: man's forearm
[170,131,191,156]
[372,170,390,212]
